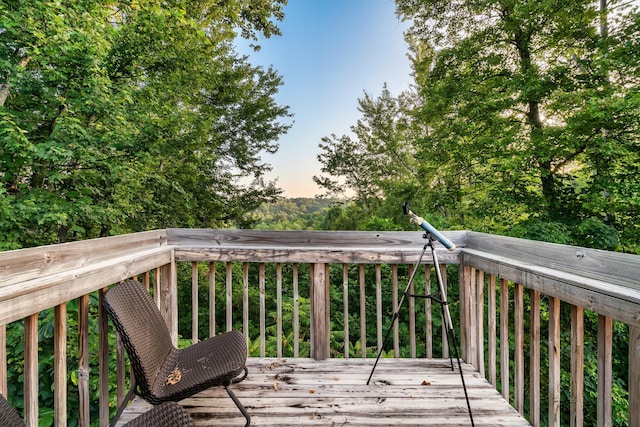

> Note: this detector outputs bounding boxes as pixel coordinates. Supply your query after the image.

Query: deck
[116,358,531,426]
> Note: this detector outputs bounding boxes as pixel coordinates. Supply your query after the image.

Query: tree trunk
[0,56,31,107]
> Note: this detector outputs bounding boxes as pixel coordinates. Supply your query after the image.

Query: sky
[235,0,413,198]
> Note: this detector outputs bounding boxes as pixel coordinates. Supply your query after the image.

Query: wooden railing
[0,229,638,427]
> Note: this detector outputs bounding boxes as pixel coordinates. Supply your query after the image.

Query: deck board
[116,358,531,426]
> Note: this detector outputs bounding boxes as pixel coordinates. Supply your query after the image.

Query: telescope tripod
[366,234,475,427]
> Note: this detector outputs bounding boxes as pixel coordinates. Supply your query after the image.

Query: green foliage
[249,197,340,230]
[0,0,290,249]
[314,0,640,253]
[1,0,289,422]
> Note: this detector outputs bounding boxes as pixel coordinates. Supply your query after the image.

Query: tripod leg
[448,326,475,427]
[431,241,475,426]
[440,301,455,371]
[367,312,399,385]
[367,244,429,385]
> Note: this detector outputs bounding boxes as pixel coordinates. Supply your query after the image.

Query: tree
[395,0,639,249]
[0,0,290,249]
[314,85,425,224]
[315,1,639,248]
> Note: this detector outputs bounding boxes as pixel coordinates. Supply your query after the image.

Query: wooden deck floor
[116,358,531,426]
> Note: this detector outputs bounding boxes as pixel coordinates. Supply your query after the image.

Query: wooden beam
[597,315,613,427]
[465,231,640,287]
[462,249,640,326]
[0,230,168,286]
[170,229,463,265]
[24,314,38,427]
[159,259,178,346]
[548,297,561,427]
[514,283,524,415]
[570,305,584,427]
[78,295,90,427]
[0,247,174,325]
[54,304,67,427]
[311,263,330,360]
[530,290,541,426]
[629,326,640,427]
[500,279,509,403]
[99,289,109,427]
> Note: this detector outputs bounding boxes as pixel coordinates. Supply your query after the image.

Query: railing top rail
[167,228,466,264]
[0,230,168,287]
[465,231,640,291]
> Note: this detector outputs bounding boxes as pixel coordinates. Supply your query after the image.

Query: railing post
[311,263,329,360]
[629,326,639,427]
[159,252,178,346]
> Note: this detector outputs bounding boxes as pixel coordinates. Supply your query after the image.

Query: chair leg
[109,377,137,427]
[232,367,249,384]
[224,385,250,427]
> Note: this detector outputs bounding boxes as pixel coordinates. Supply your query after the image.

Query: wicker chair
[0,394,195,427]
[103,279,250,427]
[0,394,24,427]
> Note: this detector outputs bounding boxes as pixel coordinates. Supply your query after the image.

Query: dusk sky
[236,0,413,197]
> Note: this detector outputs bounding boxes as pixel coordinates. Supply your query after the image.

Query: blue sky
[236,0,413,197]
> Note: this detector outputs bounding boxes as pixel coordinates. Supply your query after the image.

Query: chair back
[0,394,25,427]
[103,280,174,398]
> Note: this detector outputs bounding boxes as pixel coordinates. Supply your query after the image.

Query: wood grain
[116,358,531,426]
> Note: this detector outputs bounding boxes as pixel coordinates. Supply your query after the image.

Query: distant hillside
[249,197,343,230]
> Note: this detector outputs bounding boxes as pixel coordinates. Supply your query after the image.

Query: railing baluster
[116,332,125,412]
[425,265,432,359]
[571,305,584,427]
[226,262,233,333]
[242,263,249,346]
[460,264,472,361]
[500,278,510,402]
[408,264,416,358]
[488,274,496,387]
[24,313,38,427]
[392,265,399,357]
[277,263,283,358]
[293,263,300,358]
[99,289,109,427]
[375,264,383,357]
[440,264,449,359]
[0,325,6,396]
[470,267,478,370]
[192,262,199,344]
[549,296,561,427]
[54,303,67,427]
[530,290,541,427]
[154,267,161,308]
[597,314,612,427]
[477,270,485,377]
[78,295,90,427]
[342,264,349,358]
[359,265,366,358]
[514,282,525,415]
[259,263,265,357]
[209,262,216,338]
[629,326,640,427]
